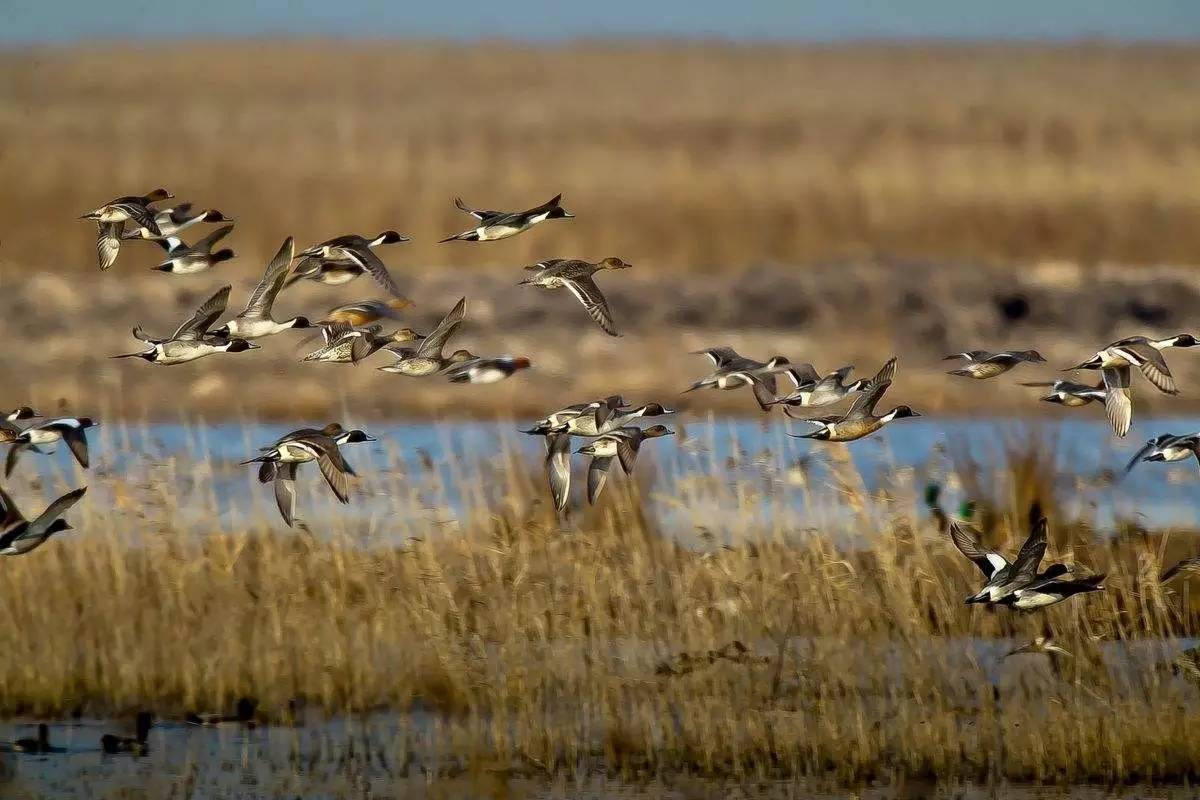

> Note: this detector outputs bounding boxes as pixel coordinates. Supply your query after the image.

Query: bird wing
[172,285,232,340]
[846,378,892,420]
[695,347,741,368]
[1117,343,1178,394]
[586,455,614,505]
[1123,436,1165,475]
[96,222,123,270]
[4,444,26,478]
[0,484,26,529]
[415,297,466,358]
[28,487,87,536]
[948,521,1008,578]
[561,276,617,336]
[241,237,294,317]
[342,242,404,299]
[546,432,572,513]
[314,445,351,504]
[1162,554,1200,582]
[784,364,820,388]
[274,462,297,526]
[1102,366,1133,438]
[61,427,90,469]
[191,224,233,254]
[1009,517,1049,587]
[751,377,776,411]
[616,435,641,474]
[112,201,160,235]
[454,196,505,223]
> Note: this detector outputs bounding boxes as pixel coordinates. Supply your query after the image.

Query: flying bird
[518,258,630,336]
[288,232,410,299]
[440,193,573,242]
[0,485,87,556]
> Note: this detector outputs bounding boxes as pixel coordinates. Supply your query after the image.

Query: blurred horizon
[2,0,1199,45]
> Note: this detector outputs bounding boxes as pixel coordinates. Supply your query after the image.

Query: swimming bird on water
[765,363,865,414]
[1066,334,1199,438]
[577,425,675,504]
[243,425,372,527]
[378,298,473,376]
[518,258,630,336]
[3,417,98,476]
[81,188,172,270]
[186,697,258,727]
[685,347,789,412]
[944,349,1045,379]
[787,358,918,442]
[101,712,153,755]
[440,193,573,242]
[288,232,410,299]
[151,224,235,274]
[7,724,63,754]
[1123,432,1200,476]
[444,356,532,384]
[112,285,258,365]
[1020,379,1106,408]
[214,237,310,340]
[0,485,87,556]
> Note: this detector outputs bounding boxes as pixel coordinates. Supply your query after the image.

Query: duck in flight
[944,349,1045,379]
[3,416,97,476]
[1066,334,1198,438]
[440,193,573,242]
[113,285,258,365]
[287,232,410,300]
[1123,432,1200,475]
[377,298,473,376]
[518,258,630,337]
[0,485,87,556]
[787,358,918,442]
[243,424,373,527]
[577,424,675,505]
[765,363,865,414]
[685,347,789,411]
[1021,379,1106,408]
[81,188,172,270]
[151,224,235,275]
[122,203,230,240]
[214,237,311,340]
[444,356,532,384]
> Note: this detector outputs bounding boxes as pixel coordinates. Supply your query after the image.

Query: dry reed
[0,420,1197,784]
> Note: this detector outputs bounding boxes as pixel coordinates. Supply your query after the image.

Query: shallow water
[13,415,1200,540]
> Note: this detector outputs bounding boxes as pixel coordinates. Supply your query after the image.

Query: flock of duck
[1,185,1199,751]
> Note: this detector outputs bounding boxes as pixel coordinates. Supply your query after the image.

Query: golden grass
[0,422,1198,784]
[1,42,1200,272]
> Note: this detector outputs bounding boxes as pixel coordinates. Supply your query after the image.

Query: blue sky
[2,0,1199,44]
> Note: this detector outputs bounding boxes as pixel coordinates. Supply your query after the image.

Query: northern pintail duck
[685,347,789,411]
[444,356,532,384]
[101,711,153,755]
[1003,636,1073,673]
[998,571,1106,611]
[377,298,470,376]
[186,697,258,727]
[440,193,573,242]
[766,364,865,414]
[576,424,674,504]
[787,358,916,442]
[523,398,673,438]
[81,188,172,270]
[1124,432,1200,475]
[1161,554,1200,583]
[302,324,423,364]
[8,724,63,754]
[0,406,40,437]
[944,349,1045,379]
[123,203,231,239]
[288,232,410,299]
[518,258,630,336]
[317,298,413,328]
[0,485,87,556]
[952,513,1066,605]
[243,425,372,527]
[1020,379,1106,407]
[151,224,235,274]
[4,417,97,476]
[113,285,258,365]
[214,238,310,339]
[1067,334,1199,437]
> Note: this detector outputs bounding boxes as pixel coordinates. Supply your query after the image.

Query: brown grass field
[1,426,1200,785]
[1,42,1200,272]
